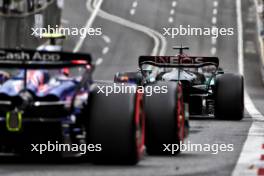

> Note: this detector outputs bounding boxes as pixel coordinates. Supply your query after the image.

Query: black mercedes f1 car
[114,46,244,154]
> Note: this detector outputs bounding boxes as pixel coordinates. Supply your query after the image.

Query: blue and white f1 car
[0,49,145,165]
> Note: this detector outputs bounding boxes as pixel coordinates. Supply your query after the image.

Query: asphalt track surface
[1,0,264,176]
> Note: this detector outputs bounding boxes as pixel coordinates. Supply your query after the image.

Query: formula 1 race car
[114,46,244,154]
[0,48,145,165]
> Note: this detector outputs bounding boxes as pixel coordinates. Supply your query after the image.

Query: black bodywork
[115,50,224,118]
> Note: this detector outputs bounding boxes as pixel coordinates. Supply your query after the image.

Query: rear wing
[0,48,92,68]
[139,56,219,68]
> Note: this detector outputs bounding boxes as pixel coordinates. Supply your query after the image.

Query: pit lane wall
[254,0,264,82]
[0,0,62,49]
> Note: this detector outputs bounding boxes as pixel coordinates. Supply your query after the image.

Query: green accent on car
[6,111,22,132]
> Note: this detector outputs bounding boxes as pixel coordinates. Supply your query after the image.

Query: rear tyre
[144,82,185,155]
[215,73,244,120]
[85,83,145,165]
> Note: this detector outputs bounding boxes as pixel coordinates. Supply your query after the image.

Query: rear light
[71,60,87,64]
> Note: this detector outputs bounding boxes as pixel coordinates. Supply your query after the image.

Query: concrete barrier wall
[254,0,264,82]
[0,0,61,49]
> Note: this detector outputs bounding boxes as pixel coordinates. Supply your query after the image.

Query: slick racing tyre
[215,73,244,120]
[85,83,145,165]
[144,81,185,155]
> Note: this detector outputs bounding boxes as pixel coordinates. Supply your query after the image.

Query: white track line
[73,0,103,52]
[211,37,217,45]
[211,2,218,53]
[232,0,264,175]
[130,1,138,16]
[172,1,177,7]
[212,16,217,24]
[102,35,111,44]
[213,8,218,15]
[132,1,138,8]
[210,47,216,55]
[130,8,136,15]
[170,9,175,15]
[213,1,218,7]
[236,0,244,75]
[102,46,109,55]
[168,17,174,23]
[89,0,167,55]
[95,57,104,65]
[168,1,177,24]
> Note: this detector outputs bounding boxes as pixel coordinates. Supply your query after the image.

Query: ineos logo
[154,56,179,64]
[194,57,204,63]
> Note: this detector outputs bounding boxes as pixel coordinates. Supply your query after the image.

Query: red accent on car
[135,91,145,159]
[258,168,264,175]
[177,83,185,141]
[62,68,70,76]
[71,60,87,64]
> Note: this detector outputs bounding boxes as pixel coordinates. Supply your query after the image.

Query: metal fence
[0,0,62,49]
